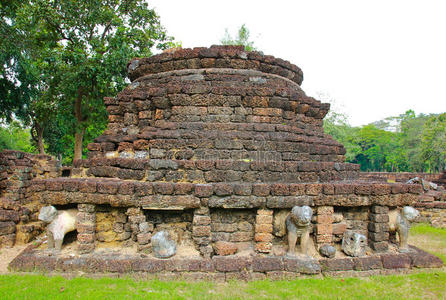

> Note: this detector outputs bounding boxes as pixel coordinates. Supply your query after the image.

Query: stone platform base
[8,243,443,281]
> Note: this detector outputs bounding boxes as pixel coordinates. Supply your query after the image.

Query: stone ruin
[6,46,443,279]
[0,150,59,247]
[359,172,446,228]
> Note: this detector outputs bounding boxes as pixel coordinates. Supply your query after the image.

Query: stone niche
[210,208,256,251]
[145,209,194,248]
[8,46,443,279]
[332,206,368,242]
[95,205,129,245]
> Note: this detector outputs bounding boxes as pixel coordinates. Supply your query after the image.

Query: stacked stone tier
[29,178,422,209]
[127,45,304,85]
[89,121,346,162]
[103,68,327,129]
[72,158,358,183]
[89,55,343,166]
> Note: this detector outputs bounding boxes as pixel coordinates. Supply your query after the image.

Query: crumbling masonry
[5,46,443,279]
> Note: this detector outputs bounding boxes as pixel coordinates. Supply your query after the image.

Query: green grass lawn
[0,224,444,300]
[409,223,446,264]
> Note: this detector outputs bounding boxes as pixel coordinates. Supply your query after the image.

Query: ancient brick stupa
[10,46,442,278]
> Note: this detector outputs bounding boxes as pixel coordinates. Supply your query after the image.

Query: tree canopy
[1,0,174,162]
[221,24,256,51]
[324,109,446,173]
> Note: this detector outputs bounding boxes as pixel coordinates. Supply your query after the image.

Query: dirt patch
[0,245,27,274]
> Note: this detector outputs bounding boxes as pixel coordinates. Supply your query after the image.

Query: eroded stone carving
[38,206,77,251]
[389,206,419,252]
[407,177,438,191]
[286,205,313,256]
[319,244,336,258]
[342,231,366,257]
[152,230,176,258]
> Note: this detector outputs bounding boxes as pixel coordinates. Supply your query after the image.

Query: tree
[0,122,35,153]
[421,113,446,172]
[354,125,407,172]
[323,108,361,162]
[0,0,26,120]
[325,107,445,172]
[398,110,431,172]
[11,0,174,162]
[0,1,49,154]
[221,24,256,51]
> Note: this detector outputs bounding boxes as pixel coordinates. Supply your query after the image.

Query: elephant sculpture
[389,206,419,252]
[38,205,77,251]
[286,205,313,256]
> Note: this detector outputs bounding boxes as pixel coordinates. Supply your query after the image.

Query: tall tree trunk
[31,121,45,155]
[36,123,45,155]
[73,128,85,161]
[73,88,85,163]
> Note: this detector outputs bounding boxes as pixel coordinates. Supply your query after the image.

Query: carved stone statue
[319,244,336,258]
[389,206,419,252]
[152,230,176,258]
[342,231,367,257]
[406,177,438,191]
[286,205,313,256]
[38,206,77,251]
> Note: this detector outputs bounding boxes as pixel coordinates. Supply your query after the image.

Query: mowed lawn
[0,224,445,300]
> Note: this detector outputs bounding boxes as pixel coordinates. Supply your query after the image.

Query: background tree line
[324,109,446,173]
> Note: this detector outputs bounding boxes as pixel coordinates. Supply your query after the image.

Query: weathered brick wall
[127,45,304,84]
[418,206,446,228]
[0,150,59,247]
[331,207,364,242]
[341,207,369,237]
[361,172,446,229]
[437,171,446,187]
[415,200,446,228]
[81,45,355,185]
[13,46,427,259]
[413,179,446,228]
[146,209,194,247]
[95,205,129,244]
[210,209,255,248]
[72,158,359,184]
[359,172,442,184]
[27,177,422,254]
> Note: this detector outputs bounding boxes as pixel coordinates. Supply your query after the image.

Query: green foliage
[323,109,361,162]
[324,109,445,172]
[421,113,446,172]
[398,110,429,171]
[221,24,256,51]
[1,0,174,162]
[0,1,43,123]
[0,122,35,153]
[352,124,407,171]
[42,110,107,165]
